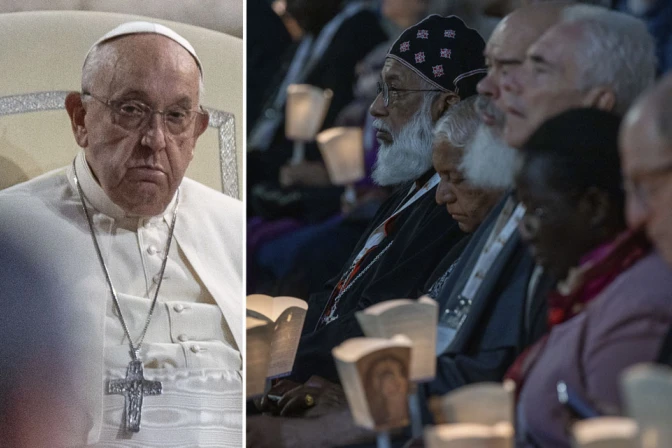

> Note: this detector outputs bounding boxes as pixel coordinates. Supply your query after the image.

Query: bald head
[82,33,203,98]
[505,1,569,36]
[647,76,672,147]
[620,74,672,267]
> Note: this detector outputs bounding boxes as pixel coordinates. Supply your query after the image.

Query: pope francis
[0,22,242,446]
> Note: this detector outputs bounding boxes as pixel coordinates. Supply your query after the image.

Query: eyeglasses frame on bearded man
[623,162,672,211]
[376,80,442,108]
[81,91,207,137]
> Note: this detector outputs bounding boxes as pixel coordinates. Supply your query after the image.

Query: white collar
[67,150,177,223]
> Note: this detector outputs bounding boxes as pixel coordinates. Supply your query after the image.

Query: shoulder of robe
[179,177,243,222]
[0,167,69,201]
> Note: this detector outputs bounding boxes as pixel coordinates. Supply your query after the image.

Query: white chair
[621,363,672,448]
[0,10,242,198]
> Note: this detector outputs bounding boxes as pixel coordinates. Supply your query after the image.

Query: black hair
[521,107,624,207]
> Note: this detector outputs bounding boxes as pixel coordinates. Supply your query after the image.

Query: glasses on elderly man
[82,92,207,136]
[376,81,442,107]
[623,163,672,210]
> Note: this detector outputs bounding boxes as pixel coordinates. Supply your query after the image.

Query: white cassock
[0,151,243,447]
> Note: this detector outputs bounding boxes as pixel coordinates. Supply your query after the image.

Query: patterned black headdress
[387,15,486,99]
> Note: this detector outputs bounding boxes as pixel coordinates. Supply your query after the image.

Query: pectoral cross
[108,359,162,432]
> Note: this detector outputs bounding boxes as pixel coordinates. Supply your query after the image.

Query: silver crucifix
[108,359,162,432]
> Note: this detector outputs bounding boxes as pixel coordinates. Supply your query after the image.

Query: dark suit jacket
[290,177,465,383]
[424,193,552,400]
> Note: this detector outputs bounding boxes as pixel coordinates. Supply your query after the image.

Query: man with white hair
[0,22,243,445]
[502,4,657,148]
[620,73,672,366]
[427,3,657,396]
[426,2,567,397]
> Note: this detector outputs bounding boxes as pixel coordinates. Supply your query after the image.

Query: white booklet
[246,315,273,398]
[356,296,438,382]
[246,294,308,379]
[332,335,412,431]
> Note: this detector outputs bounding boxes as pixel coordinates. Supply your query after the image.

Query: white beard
[371,99,435,186]
[460,124,522,190]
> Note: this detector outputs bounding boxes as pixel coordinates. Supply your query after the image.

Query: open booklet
[246,294,308,379]
[424,423,514,448]
[333,335,412,432]
[356,296,438,382]
[246,316,274,398]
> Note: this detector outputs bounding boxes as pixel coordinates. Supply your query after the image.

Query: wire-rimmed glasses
[376,81,442,107]
[623,163,672,211]
[82,92,206,136]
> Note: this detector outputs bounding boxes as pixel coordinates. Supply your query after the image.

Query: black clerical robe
[424,193,554,400]
[290,176,465,383]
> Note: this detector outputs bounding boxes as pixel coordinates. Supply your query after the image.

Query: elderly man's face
[67,34,208,216]
[501,23,592,149]
[620,105,672,266]
[477,15,535,130]
[370,58,433,144]
[370,58,452,186]
[433,139,502,233]
[476,5,564,133]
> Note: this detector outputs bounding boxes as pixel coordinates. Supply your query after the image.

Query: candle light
[316,127,365,185]
[285,84,333,164]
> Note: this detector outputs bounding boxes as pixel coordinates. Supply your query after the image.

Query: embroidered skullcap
[86,21,203,78]
[387,15,486,99]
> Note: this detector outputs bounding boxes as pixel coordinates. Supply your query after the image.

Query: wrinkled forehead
[381,57,424,87]
[528,22,581,62]
[433,139,464,166]
[486,18,541,60]
[91,35,201,94]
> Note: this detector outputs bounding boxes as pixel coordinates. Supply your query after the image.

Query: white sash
[436,203,526,354]
[460,203,526,301]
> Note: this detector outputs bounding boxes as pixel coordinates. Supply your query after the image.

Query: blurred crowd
[247,0,672,447]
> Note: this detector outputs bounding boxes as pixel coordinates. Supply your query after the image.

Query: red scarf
[505,228,651,395]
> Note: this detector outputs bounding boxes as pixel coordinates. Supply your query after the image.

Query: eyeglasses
[376,81,442,107]
[82,92,206,136]
[623,163,672,210]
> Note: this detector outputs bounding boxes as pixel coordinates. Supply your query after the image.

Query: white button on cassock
[190,345,201,353]
[147,245,158,255]
[178,334,189,342]
[173,304,185,313]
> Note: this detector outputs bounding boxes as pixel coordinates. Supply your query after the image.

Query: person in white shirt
[0,21,243,447]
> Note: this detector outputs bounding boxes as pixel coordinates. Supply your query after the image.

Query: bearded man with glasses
[0,22,243,446]
[248,16,488,447]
